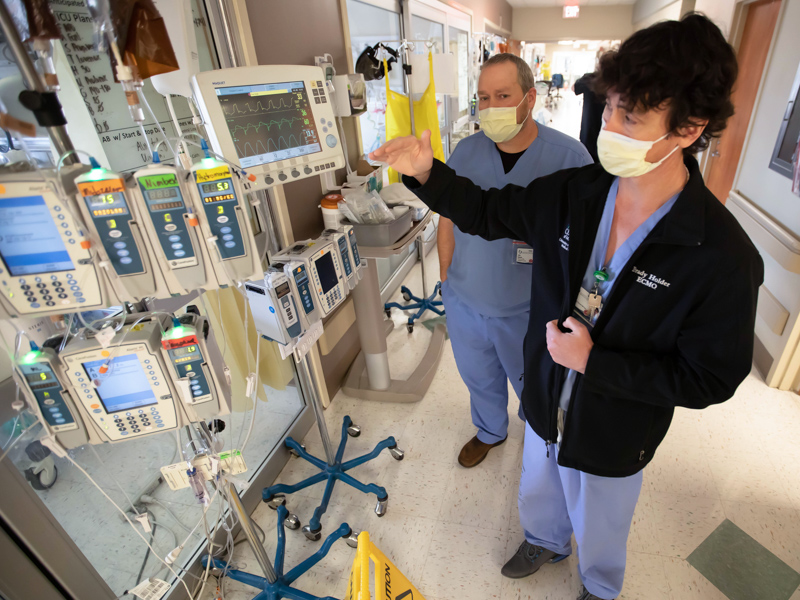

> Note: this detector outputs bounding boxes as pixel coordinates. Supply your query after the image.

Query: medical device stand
[204,483,355,600]
[383,232,444,331]
[263,357,404,541]
[342,212,447,403]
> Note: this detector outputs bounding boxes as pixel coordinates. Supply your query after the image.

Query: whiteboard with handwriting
[49,0,215,172]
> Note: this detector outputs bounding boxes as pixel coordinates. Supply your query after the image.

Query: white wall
[695,0,738,36]
[632,0,678,23]
[634,1,681,29]
[732,0,800,377]
[512,5,634,42]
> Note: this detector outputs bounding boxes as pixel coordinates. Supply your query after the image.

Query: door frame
[699,0,786,189]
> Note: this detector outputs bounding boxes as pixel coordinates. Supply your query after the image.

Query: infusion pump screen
[215,81,322,169]
[83,354,157,413]
[315,252,339,294]
[0,195,75,276]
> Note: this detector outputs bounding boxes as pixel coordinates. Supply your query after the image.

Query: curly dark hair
[593,13,738,155]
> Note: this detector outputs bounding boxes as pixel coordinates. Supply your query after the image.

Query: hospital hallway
[207,248,800,600]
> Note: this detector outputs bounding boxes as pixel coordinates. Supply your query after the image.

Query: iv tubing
[139,89,175,158]
[239,335,261,456]
[0,420,39,465]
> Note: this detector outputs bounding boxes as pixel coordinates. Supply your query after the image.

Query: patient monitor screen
[83,354,157,413]
[216,81,322,169]
[0,195,75,275]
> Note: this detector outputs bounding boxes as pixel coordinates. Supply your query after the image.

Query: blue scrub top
[558,178,681,411]
[446,125,592,318]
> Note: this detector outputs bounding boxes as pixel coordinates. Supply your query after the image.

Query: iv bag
[5,0,60,42]
[108,0,180,80]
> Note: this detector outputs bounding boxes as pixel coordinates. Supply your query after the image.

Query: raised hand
[369,130,434,184]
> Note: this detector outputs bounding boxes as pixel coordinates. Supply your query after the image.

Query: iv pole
[0,2,78,164]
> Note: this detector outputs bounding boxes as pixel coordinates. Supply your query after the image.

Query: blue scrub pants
[519,423,643,599]
[442,280,526,445]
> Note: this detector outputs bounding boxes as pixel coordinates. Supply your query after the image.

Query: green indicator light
[166,326,187,339]
[85,168,109,182]
[22,350,40,364]
[200,158,217,168]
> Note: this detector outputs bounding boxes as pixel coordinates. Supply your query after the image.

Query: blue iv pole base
[202,505,350,600]
[384,282,445,332]
[262,416,403,539]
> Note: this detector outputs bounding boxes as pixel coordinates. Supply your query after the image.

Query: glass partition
[0,293,307,597]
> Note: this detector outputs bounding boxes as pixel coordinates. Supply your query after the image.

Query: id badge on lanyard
[574,269,609,327]
[512,241,533,265]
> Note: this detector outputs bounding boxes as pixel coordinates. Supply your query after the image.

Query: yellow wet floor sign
[346,531,425,600]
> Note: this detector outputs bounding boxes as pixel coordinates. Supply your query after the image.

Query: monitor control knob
[304,166,312,175]
[265,176,274,185]
[326,134,338,148]
[278,173,288,182]
[291,170,300,178]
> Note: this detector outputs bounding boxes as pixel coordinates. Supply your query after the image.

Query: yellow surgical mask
[479,95,530,143]
[597,126,681,178]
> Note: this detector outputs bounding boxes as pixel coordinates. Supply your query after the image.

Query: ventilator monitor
[191,65,345,190]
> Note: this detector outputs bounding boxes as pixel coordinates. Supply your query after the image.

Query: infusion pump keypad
[62,345,178,442]
[0,184,101,315]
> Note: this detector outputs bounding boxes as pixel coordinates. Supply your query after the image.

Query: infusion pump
[273,237,348,317]
[14,313,231,449]
[0,169,116,319]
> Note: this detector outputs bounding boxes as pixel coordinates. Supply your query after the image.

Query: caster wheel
[285,514,301,530]
[347,424,361,438]
[289,443,306,458]
[266,494,286,510]
[344,529,359,549]
[302,525,322,541]
[375,496,388,517]
[406,323,414,333]
[389,446,405,461]
[402,292,412,302]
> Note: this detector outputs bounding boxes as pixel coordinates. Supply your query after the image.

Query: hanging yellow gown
[384,52,445,184]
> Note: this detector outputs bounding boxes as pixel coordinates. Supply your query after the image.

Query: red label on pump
[161,335,200,350]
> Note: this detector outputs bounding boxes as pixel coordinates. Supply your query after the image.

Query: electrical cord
[88,444,141,515]
[135,512,157,585]
[147,498,195,535]
[60,453,194,598]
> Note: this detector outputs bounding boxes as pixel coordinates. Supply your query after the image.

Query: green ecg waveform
[230,117,304,136]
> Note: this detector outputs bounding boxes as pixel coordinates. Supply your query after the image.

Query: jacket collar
[568,154,707,248]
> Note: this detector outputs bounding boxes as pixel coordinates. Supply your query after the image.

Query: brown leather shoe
[458,435,507,468]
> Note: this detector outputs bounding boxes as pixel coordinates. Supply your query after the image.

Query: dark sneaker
[577,584,614,600]
[458,435,506,468]
[501,540,568,579]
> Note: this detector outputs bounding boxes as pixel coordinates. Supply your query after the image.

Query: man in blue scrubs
[439,54,591,468]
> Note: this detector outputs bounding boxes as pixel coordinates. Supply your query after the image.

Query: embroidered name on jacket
[632,266,671,290]
[559,225,570,251]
